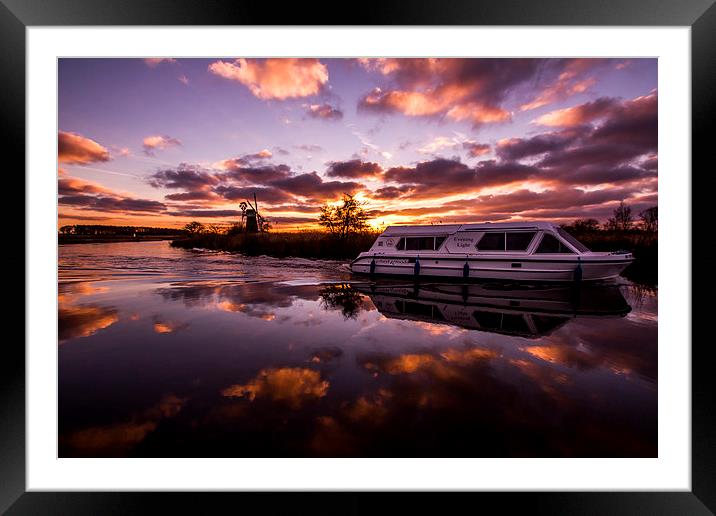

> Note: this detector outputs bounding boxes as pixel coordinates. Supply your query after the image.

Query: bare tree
[639,206,658,233]
[605,201,633,231]
[183,221,206,235]
[319,194,369,238]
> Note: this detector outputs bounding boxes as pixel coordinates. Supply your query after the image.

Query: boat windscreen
[556,228,590,252]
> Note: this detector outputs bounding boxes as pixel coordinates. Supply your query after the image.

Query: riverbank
[59,235,178,245]
[170,231,380,260]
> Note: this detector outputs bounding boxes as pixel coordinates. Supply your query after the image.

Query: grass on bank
[170,230,381,260]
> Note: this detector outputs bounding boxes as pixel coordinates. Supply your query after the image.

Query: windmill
[241,193,267,233]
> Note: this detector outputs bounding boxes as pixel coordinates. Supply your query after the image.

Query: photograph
[57,57,658,458]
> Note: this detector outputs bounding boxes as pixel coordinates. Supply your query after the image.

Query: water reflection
[355,282,631,338]
[59,243,657,458]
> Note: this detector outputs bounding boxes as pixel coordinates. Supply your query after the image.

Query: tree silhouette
[639,206,658,233]
[319,193,369,238]
[183,221,206,235]
[605,202,633,231]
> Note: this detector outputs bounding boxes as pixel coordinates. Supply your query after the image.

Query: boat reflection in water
[354,281,631,339]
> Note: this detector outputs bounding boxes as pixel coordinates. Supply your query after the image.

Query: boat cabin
[368,222,590,256]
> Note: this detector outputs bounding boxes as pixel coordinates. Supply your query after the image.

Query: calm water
[58,241,657,457]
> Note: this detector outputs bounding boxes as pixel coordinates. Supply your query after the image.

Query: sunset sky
[58,58,657,230]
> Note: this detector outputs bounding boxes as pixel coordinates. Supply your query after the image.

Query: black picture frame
[5,0,712,513]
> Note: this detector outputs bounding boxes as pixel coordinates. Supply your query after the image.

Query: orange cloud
[142,135,181,155]
[208,58,328,100]
[58,131,110,165]
[58,176,114,196]
[532,97,619,127]
[357,59,538,125]
[222,367,329,408]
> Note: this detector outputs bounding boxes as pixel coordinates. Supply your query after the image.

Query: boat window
[476,232,505,251]
[396,238,405,250]
[506,232,536,251]
[556,227,590,252]
[534,233,574,254]
[405,237,435,251]
[435,236,446,250]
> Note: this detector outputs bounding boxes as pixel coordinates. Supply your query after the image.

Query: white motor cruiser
[351,222,633,282]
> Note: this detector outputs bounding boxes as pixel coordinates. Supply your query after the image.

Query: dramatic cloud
[59,194,166,213]
[218,163,292,185]
[58,176,113,196]
[59,173,167,215]
[380,158,539,200]
[212,185,294,204]
[357,58,615,127]
[358,58,537,125]
[305,103,343,121]
[149,164,219,190]
[519,59,608,111]
[325,160,383,179]
[147,157,368,213]
[58,131,110,165]
[142,135,182,155]
[383,159,473,198]
[164,191,218,201]
[533,97,620,127]
[367,185,414,200]
[589,92,658,150]
[270,172,364,201]
[372,90,656,203]
[208,58,329,100]
[496,127,587,161]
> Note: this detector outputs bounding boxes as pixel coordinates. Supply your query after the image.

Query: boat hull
[350,254,633,282]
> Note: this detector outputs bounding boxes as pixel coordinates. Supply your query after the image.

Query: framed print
[5,0,714,513]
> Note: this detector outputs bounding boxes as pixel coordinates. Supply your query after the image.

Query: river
[58,240,658,457]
